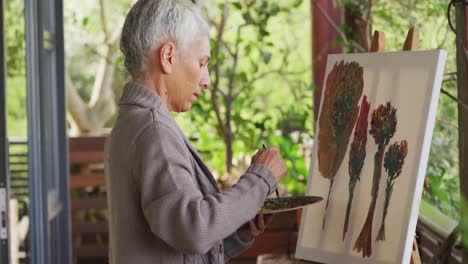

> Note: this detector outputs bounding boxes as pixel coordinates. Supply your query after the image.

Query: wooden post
[312,0,342,122]
[455,4,468,264]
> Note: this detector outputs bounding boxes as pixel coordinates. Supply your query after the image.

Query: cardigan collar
[119,81,165,109]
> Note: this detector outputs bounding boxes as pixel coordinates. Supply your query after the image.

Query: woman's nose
[200,74,211,89]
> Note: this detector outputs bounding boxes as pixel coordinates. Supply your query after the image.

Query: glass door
[25,0,71,263]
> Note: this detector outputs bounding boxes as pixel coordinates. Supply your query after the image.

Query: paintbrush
[263,144,280,200]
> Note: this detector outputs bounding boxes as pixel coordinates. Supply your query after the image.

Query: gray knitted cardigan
[105,82,277,263]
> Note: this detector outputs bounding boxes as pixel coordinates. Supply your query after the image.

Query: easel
[289,29,423,264]
[370,28,422,264]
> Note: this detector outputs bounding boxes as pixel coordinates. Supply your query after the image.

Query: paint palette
[259,196,323,214]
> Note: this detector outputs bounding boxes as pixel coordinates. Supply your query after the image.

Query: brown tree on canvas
[376,140,408,241]
[354,102,397,258]
[318,61,364,229]
[343,95,370,240]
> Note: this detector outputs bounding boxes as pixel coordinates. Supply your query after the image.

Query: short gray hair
[120,0,210,79]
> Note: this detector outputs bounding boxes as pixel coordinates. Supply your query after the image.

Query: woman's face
[167,36,211,112]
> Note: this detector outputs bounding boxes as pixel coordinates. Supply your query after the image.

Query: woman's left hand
[238,214,275,242]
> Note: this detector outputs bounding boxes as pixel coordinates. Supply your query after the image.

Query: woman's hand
[237,214,275,242]
[251,147,287,182]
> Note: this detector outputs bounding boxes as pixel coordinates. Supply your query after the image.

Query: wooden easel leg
[370,30,385,53]
[410,238,421,264]
[403,28,420,51]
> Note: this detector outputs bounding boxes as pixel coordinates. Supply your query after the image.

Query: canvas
[295,50,447,264]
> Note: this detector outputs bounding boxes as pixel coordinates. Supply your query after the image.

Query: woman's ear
[159,42,176,74]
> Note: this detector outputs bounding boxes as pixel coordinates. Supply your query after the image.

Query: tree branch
[211,1,230,140]
[99,0,109,43]
[441,87,468,111]
[443,77,457,83]
[109,28,122,45]
[222,41,235,57]
[65,0,123,134]
[207,17,234,57]
[89,46,117,113]
[84,43,111,62]
[65,73,89,133]
[228,24,247,95]
[445,71,457,76]
[225,23,248,142]
[437,118,459,130]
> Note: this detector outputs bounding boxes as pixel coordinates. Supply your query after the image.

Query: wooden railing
[69,136,108,264]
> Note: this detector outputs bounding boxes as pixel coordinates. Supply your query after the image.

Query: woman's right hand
[251,146,287,182]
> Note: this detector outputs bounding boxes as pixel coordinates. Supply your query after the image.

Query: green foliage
[176,0,312,193]
[5,0,25,77]
[424,79,460,219]
[6,77,27,136]
[5,0,27,136]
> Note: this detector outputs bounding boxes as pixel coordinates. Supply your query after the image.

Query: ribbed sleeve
[246,163,277,195]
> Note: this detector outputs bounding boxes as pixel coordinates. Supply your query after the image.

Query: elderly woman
[105,0,287,263]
